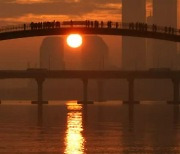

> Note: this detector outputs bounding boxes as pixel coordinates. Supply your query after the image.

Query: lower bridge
[0,69,180,104]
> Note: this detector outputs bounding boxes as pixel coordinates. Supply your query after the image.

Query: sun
[67,34,82,48]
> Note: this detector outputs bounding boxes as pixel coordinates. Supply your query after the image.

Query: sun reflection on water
[64,101,85,154]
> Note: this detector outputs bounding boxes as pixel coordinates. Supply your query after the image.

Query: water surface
[0,101,179,153]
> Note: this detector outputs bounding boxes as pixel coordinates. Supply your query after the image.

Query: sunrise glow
[67,34,82,48]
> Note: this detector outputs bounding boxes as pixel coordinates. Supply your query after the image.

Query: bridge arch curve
[0,21,179,42]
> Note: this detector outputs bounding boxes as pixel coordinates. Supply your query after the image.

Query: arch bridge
[0,21,180,105]
[0,20,179,42]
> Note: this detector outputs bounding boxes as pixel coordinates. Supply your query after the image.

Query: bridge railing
[0,20,179,36]
[0,24,26,33]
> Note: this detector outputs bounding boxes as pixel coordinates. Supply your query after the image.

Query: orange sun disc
[67,34,82,48]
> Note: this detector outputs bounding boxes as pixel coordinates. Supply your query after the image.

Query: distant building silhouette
[29,37,66,98]
[81,36,109,101]
[153,0,177,69]
[40,37,65,70]
[122,0,146,70]
[81,36,109,70]
[146,15,154,69]
[145,1,178,100]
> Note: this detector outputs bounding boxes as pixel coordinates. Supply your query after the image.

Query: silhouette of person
[23,24,26,31]
[91,21,94,28]
[87,20,90,28]
[172,28,175,35]
[52,20,55,29]
[116,22,119,29]
[135,22,138,30]
[85,20,90,28]
[109,21,112,28]
[37,22,42,29]
[165,26,168,33]
[152,24,157,32]
[70,20,73,27]
[94,21,97,28]
[101,21,104,28]
[95,21,99,28]
[30,22,34,30]
[85,20,88,27]
[43,22,46,29]
[107,21,112,28]
[145,24,148,31]
[132,23,135,30]
[56,21,60,28]
[168,27,172,34]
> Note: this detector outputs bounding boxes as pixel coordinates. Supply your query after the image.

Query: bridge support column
[37,78,44,103]
[83,78,88,102]
[173,104,179,127]
[168,79,180,104]
[32,78,48,105]
[123,78,139,104]
[128,104,134,131]
[77,79,93,105]
[97,79,104,102]
[129,78,134,102]
[173,79,180,103]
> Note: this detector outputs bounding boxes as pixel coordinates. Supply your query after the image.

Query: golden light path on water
[64,101,85,154]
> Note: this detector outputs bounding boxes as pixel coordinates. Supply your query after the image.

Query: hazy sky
[0,0,179,26]
[0,0,157,26]
[0,0,122,26]
[0,0,179,70]
[0,0,124,70]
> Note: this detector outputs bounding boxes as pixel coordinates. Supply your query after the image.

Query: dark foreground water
[0,101,180,153]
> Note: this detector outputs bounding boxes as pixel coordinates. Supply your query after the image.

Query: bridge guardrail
[0,21,179,36]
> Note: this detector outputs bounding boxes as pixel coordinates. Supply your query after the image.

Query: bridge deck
[0,21,179,42]
[0,70,179,79]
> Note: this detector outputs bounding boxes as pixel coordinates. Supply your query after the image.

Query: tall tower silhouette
[40,37,65,70]
[81,36,109,70]
[81,36,109,101]
[153,0,177,68]
[122,0,146,70]
[146,15,154,69]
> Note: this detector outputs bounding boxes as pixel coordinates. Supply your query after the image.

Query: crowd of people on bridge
[129,22,148,32]
[128,22,177,34]
[26,20,178,35]
[29,20,119,30]
[30,21,60,30]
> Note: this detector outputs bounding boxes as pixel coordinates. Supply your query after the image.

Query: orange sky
[0,1,178,25]
[0,0,179,70]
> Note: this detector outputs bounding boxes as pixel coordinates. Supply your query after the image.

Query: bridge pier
[97,79,104,102]
[37,103,43,126]
[173,79,179,103]
[32,78,48,105]
[37,78,44,103]
[123,78,139,104]
[128,104,134,131]
[173,104,179,127]
[83,79,88,102]
[168,79,180,104]
[77,79,93,105]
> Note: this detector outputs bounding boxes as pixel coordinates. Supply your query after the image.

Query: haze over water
[0,101,179,153]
